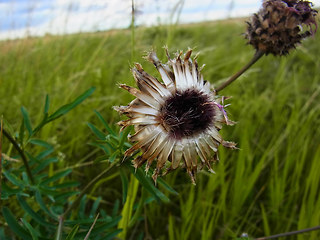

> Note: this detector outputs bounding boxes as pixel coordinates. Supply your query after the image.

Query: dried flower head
[246,0,318,55]
[114,49,236,184]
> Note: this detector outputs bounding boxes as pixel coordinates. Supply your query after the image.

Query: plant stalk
[256,225,320,240]
[215,50,264,93]
[0,124,34,184]
[131,0,135,62]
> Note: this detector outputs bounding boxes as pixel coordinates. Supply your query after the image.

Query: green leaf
[47,87,95,122]
[112,199,120,218]
[104,229,123,240]
[21,107,33,136]
[2,207,32,240]
[1,182,21,196]
[32,157,58,175]
[90,197,102,218]
[19,118,25,146]
[36,148,54,160]
[128,167,170,203]
[94,110,115,135]
[55,191,80,202]
[35,191,58,220]
[64,217,112,225]
[1,117,15,137]
[50,181,80,189]
[40,169,72,185]
[65,224,79,240]
[21,218,39,240]
[88,142,111,155]
[74,216,122,238]
[44,94,50,115]
[157,178,178,195]
[29,139,53,149]
[79,195,87,219]
[17,194,53,228]
[3,170,25,188]
[119,126,131,151]
[109,150,119,163]
[120,169,128,204]
[87,122,106,140]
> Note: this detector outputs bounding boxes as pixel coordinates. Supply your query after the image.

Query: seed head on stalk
[246,0,318,56]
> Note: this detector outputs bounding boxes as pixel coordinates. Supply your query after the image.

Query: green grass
[1,18,320,239]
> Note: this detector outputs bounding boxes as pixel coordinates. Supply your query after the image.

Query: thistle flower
[114,49,236,184]
[246,0,318,56]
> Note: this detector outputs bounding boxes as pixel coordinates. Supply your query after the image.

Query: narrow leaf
[29,139,53,149]
[65,224,79,240]
[157,178,178,195]
[32,157,58,175]
[44,94,50,115]
[3,170,25,188]
[48,87,95,121]
[2,207,32,240]
[21,218,39,240]
[87,122,106,140]
[129,167,170,203]
[90,197,102,218]
[84,213,100,240]
[17,194,53,228]
[40,169,72,185]
[19,119,25,146]
[21,107,33,136]
[120,169,128,204]
[35,191,58,220]
[94,110,115,135]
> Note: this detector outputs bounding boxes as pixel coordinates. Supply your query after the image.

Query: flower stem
[215,50,264,93]
[0,123,34,184]
[255,225,320,239]
[131,0,135,62]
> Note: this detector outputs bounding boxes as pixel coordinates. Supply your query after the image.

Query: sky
[0,0,319,40]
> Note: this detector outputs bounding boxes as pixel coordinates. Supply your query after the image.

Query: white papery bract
[115,49,236,184]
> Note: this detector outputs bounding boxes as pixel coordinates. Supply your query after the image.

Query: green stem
[131,0,135,62]
[0,124,34,184]
[215,50,264,93]
[255,225,320,240]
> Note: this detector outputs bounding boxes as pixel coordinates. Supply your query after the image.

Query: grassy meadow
[1,18,320,239]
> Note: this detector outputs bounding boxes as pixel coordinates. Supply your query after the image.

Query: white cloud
[0,0,320,40]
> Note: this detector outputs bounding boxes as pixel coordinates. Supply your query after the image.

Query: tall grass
[1,18,320,239]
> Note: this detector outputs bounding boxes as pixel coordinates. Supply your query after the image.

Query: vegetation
[1,18,320,239]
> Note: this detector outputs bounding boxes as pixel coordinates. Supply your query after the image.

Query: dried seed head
[115,49,236,184]
[246,0,318,56]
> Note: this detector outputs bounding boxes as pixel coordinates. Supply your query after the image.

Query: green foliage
[1,90,122,239]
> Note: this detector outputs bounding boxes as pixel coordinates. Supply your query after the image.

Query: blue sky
[0,0,319,40]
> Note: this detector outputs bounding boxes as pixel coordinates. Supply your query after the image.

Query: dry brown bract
[115,49,236,184]
[246,0,318,56]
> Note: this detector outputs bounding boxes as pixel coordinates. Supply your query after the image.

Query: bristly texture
[114,49,236,184]
[246,0,318,56]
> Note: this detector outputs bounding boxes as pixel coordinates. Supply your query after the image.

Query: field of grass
[1,18,320,239]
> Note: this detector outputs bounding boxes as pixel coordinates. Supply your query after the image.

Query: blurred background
[1,0,319,41]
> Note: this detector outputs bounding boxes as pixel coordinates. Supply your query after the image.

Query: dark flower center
[159,89,215,140]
